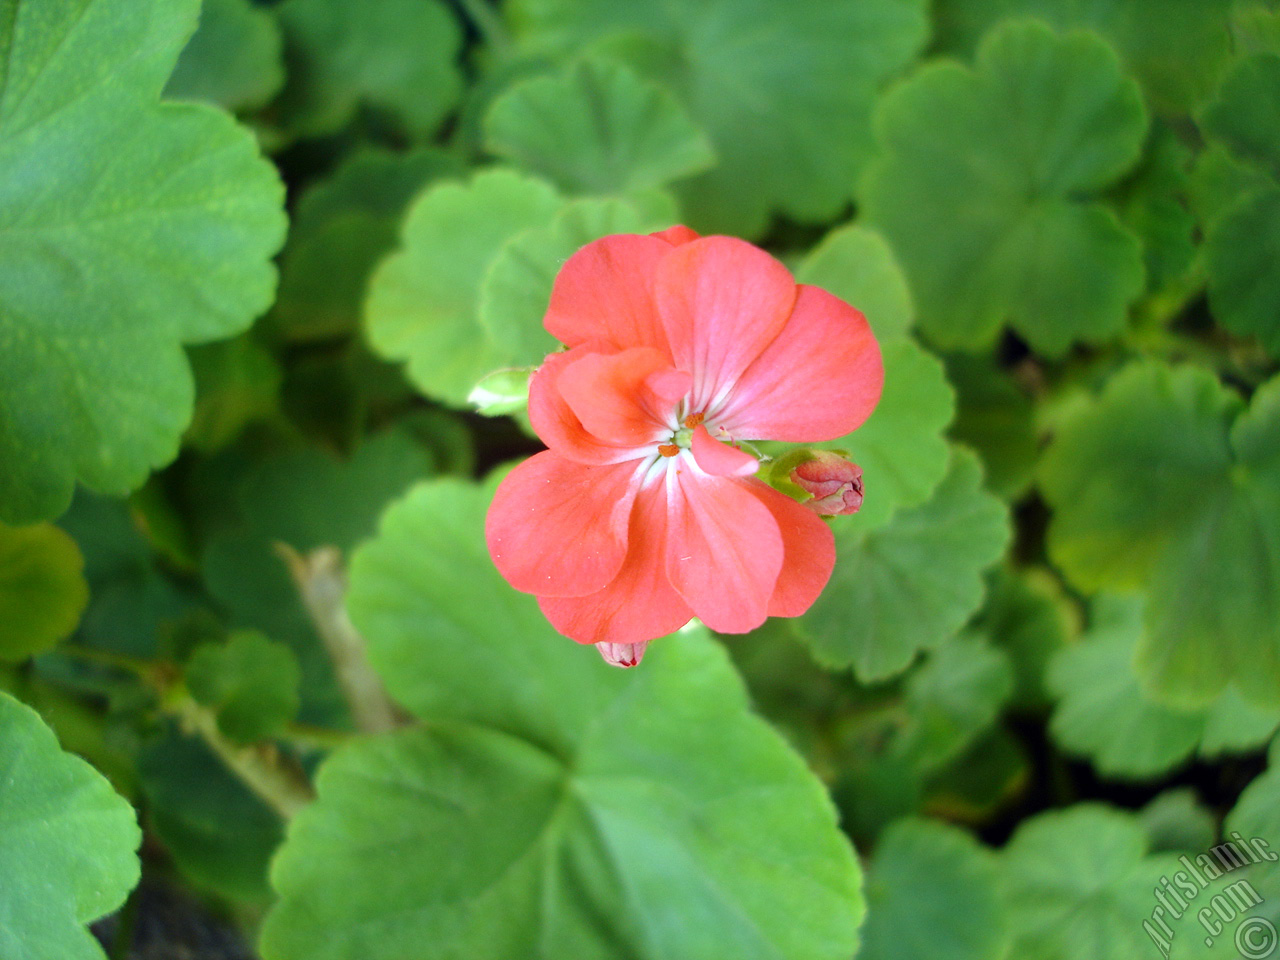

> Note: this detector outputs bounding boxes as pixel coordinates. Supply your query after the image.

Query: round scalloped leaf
[365,169,563,407]
[933,0,1235,114]
[796,447,1011,682]
[0,523,89,661]
[274,0,463,140]
[1200,53,1280,178]
[946,355,1039,500]
[186,336,282,454]
[976,567,1078,711]
[505,0,928,236]
[858,818,1010,960]
[483,57,715,195]
[0,0,286,525]
[165,0,285,112]
[1137,789,1216,854]
[1206,185,1280,356]
[1000,805,1180,960]
[185,631,301,744]
[795,224,913,342]
[1048,595,1280,779]
[861,20,1147,356]
[1041,363,1280,707]
[273,149,462,342]
[258,479,864,960]
[478,194,677,371]
[0,692,141,960]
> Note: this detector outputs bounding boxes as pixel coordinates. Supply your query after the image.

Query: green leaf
[1048,595,1280,779]
[0,692,140,960]
[185,335,281,453]
[0,523,88,661]
[975,567,1078,711]
[185,631,301,743]
[1200,53,1280,179]
[1000,805,1179,960]
[933,0,1236,114]
[946,355,1040,500]
[795,224,914,342]
[484,57,715,195]
[274,0,463,140]
[138,728,283,904]
[0,0,286,525]
[796,447,1012,681]
[273,148,463,342]
[365,169,563,407]
[862,20,1148,355]
[1112,124,1198,299]
[477,193,677,371]
[165,0,285,112]
[259,479,864,960]
[1040,362,1280,707]
[469,367,534,417]
[857,818,1010,960]
[1137,788,1217,854]
[1206,185,1280,356]
[506,0,928,236]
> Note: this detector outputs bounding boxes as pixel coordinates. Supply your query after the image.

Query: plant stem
[277,544,403,734]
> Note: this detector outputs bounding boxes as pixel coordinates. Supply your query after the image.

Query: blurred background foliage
[2,0,1280,957]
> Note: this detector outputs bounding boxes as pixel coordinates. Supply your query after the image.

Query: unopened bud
[790,451,864,516]
[597,641,649,668]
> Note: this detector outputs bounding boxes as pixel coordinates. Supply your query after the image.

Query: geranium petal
[486,452,640,598]
[528,346,644,465]
[742,480,837,617]
[666,466,783,633]
[557,347,687,447]
[544,234,673,354]
[655,236,797,411]
[651,225,700,246]
[716,284,883,442]
[690,425,758,477]
[540,485,693,644]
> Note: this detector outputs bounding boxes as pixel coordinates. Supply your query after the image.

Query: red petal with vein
[528,347,642,465]
[557,347,686,447]
[666,469,783,633]
[742,480,837,617]
[690,425,758,477]
[540,486,693,644]
[717,284,884,442]
[544,234,673,355]
[655,236,797,410]
[486,452,639,598]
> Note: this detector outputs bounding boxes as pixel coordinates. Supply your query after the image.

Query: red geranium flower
[486,226,883,666]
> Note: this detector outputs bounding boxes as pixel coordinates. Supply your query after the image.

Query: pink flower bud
[597,641,649,668]
[791,452,864,516]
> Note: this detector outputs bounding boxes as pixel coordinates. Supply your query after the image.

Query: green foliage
[0,523,88,661]
[483,57,715,194]
[259,479,864,960]
[796,225,914,343]
[185,631,301,743]
[166,0,285,112]
[1041,363,1280,707]
[862,20,1147,355]
[506,0,929,235]
[0,692,140,960]
[274,0,463,140]
[0,0,286,525]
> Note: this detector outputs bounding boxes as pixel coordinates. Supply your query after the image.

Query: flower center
[658,412,708,457]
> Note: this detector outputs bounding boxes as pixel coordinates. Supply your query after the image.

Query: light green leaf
[185,335,281,453]
[365,169,563,407]
[0,523,88,661]
[796,447,1011,681]
[185,631,301,743]
[795,224,914,342]
[857,818,1010,960]
[0,0,286,525]
[1137,788,1217,854]
[166,0,285,112]
[1040,363,1280,707]
[0,692,141,960]
[506,0,928,236]
[1000,805,1180,960]
[484,57,715,195]
[274,0,463,140]
[933,0,1236,114]
[469,367,533,417]
[862,20,1148,355]
[477,194,676,370]
[259,479,864,960]
[273,148,462,342]
[138,729,282,904]
[1048,595,1280,778]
